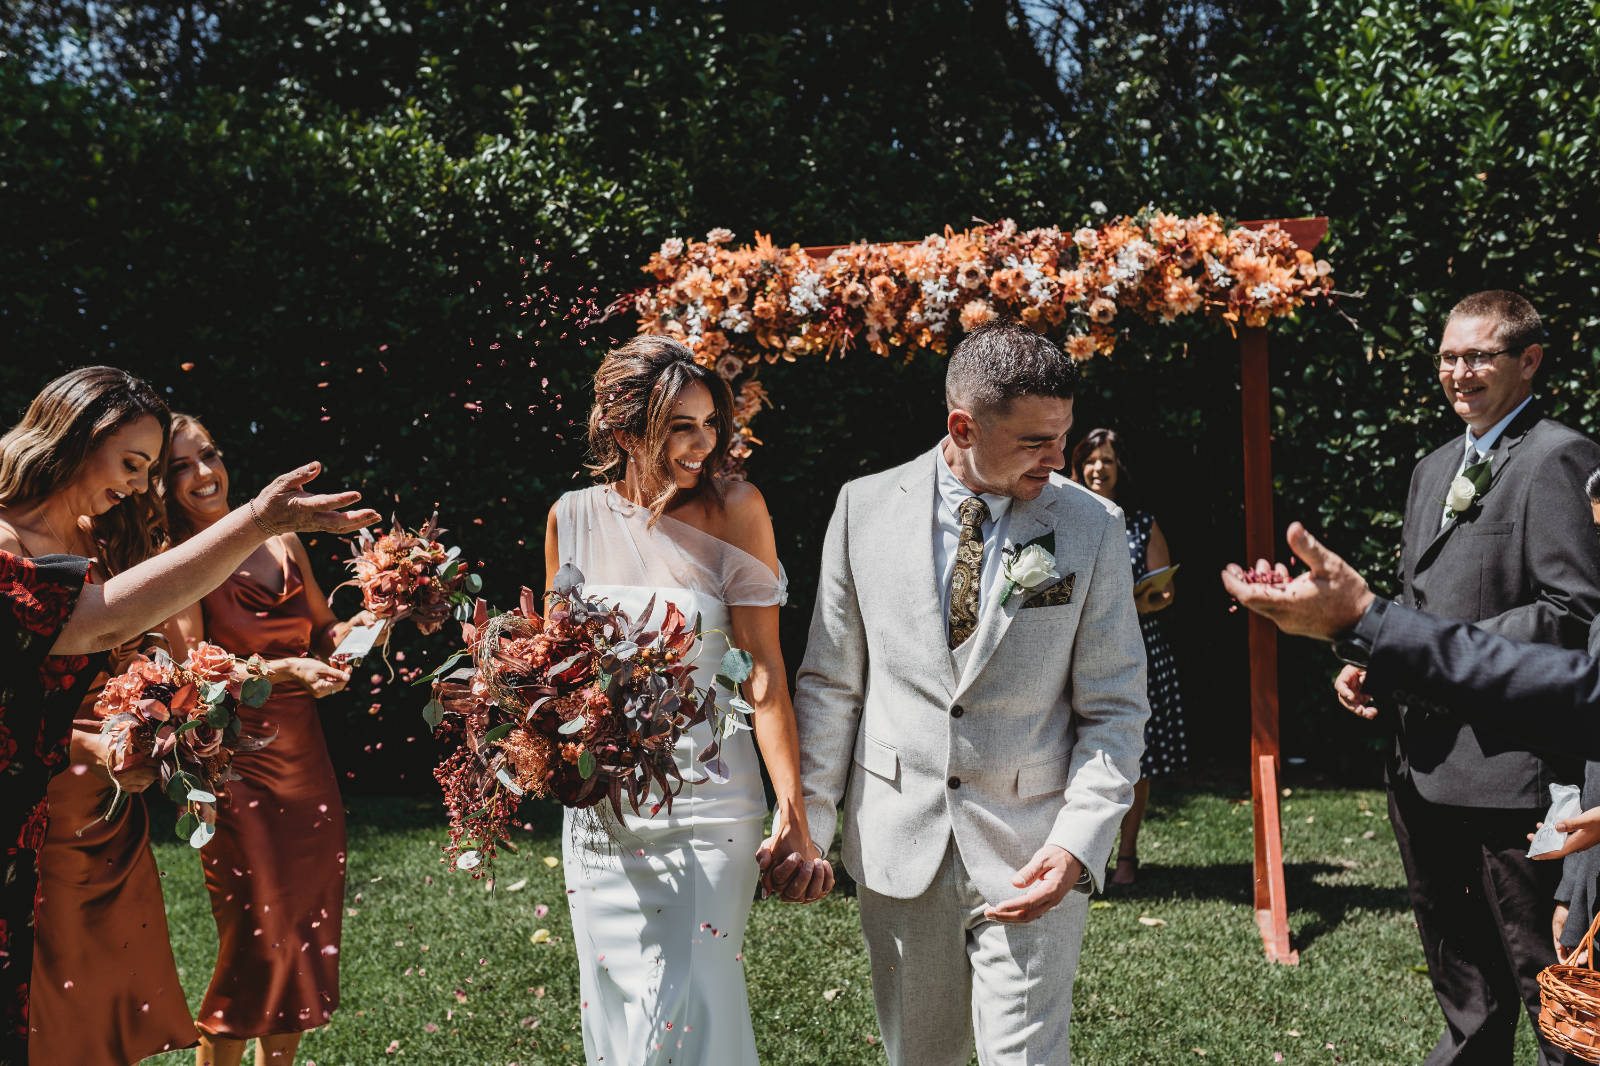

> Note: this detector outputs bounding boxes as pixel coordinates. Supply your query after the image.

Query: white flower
[1002,543,1060,604]
[659,237,685,259]
[1073,227,1100,250]
[1090,200,1108,215]
[1445,475,1478,514]
[705,227,735,245]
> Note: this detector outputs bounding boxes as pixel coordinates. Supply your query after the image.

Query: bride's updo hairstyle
[587,335,735,521]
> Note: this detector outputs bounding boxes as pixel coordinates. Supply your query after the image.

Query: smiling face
[1080,443,1120,500]
[65,415,164,517]
[948,394,1074,501]
[1438,313,1540,434]
[165,422,230,527]
[617,379,720,492]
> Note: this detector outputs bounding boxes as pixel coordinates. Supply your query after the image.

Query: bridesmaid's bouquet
[90,642,275,847]
[339,513,481,637]
[423,564,753,875]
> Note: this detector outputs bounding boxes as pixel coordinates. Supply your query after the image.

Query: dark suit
[1367,611,1600,959]
[1387,402,1600,1066]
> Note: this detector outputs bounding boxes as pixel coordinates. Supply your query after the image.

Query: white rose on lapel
[1001,543,1060,606]
[1445,475,1477,514]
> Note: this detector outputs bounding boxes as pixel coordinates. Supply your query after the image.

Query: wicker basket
[1539,910,1600,1062]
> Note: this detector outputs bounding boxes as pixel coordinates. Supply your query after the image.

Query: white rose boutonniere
[1442,456,1493,518]
[1001,540,1061,607]
[1444,475,1477,514]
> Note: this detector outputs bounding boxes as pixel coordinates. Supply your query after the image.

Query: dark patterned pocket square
[1022,573,1075,608]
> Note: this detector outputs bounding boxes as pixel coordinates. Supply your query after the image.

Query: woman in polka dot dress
[1072,429,1187,889]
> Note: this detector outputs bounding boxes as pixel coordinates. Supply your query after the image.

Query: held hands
[1220,522,1375,641]
[276,656,351,699]
[252,461,380,536]
[755,810,835,904]
[984,844,1081,924]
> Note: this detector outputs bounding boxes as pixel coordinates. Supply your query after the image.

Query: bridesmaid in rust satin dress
[31,630,199,1065]
[165,416,361,1066]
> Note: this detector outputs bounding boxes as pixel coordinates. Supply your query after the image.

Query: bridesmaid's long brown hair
[0,366,171,573]
[586,335,735,522]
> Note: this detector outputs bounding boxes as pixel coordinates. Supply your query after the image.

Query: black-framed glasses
[1434,345,1525,372]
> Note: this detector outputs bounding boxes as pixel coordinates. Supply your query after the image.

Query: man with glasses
[1334,290,1600,1065]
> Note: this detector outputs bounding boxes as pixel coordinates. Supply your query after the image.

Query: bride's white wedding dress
[554,485,783,1066]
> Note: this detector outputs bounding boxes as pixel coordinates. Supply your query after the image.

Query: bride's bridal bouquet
[424,564,754,875]
[90,642,275,847]
[339,513,481,639]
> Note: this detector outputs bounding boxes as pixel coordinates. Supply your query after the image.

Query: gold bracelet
[248,498,277,537]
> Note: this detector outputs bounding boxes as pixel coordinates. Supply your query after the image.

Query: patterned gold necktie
[948,496,990,649]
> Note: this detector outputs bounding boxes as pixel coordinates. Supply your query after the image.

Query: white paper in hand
[1529,782,1583,858]
[331,620,387,666]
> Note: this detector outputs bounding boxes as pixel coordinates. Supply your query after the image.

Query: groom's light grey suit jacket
[795,447,1150,904]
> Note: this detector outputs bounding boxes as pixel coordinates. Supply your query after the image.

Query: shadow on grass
[1101,860,1412,954]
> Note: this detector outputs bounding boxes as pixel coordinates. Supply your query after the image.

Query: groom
[781,320,1149,1065]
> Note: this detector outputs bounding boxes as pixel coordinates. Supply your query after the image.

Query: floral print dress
[0,549,94,1065]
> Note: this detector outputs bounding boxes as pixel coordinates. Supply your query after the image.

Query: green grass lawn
[143,781,1543,1065]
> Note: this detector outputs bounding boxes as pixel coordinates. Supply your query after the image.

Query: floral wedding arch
[634,212,1335,465]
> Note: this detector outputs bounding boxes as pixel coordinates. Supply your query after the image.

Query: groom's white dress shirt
[933,439,1012,636]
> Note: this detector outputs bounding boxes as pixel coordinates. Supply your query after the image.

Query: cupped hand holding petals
[984,844,1081,924]
[1220,522,1374,641]
[275,656,351,699]
[253,461,380,535]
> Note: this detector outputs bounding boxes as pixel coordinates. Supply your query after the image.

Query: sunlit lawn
[144,780,1539,1065]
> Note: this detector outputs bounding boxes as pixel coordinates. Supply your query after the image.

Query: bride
[544,335,833,1065]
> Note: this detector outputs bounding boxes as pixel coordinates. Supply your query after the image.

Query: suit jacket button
[950,704,965,718]
[948,776,961,789]
[1414,592,1426,608]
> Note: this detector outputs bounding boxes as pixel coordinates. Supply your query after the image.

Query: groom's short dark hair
[945,319,1079,416]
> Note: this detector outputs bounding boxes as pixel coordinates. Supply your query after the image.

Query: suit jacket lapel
[1417,402,1540,569]
[951,491,1057,699]
[896,448,956,697]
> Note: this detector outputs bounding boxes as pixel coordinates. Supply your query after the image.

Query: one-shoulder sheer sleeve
[554,486,786,608]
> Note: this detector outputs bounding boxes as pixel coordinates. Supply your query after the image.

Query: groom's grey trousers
[859,841,1087,1066]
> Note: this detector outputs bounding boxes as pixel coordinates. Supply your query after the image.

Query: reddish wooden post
[1239,217,1328,965]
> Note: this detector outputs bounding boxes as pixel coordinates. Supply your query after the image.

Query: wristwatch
[1332,597,1391,668]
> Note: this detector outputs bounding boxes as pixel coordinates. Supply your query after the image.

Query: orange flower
[187,642,236,683]
[842,281,870,307]
[869,275,898,302]
[1065,334,1098,361]
[960,300,997,330]
[988,269,1023,302]
[956,263,987,290]
[1089,298,1117,325]
[1231,251,1271,286]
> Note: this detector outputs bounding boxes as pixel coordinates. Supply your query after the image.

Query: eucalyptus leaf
[718,647,754,683]
[175,810,200,841]
[483,722,515,745]
[464,573,483,595]
[186,787,218,804]
[422,699,445,730]
[557,715,588,735]
[190,819,216,849]
[206,702,231,728]
[578,749,596,778]
[240,676,272,708]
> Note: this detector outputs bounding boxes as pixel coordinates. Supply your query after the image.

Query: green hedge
[3,0,1598,787]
